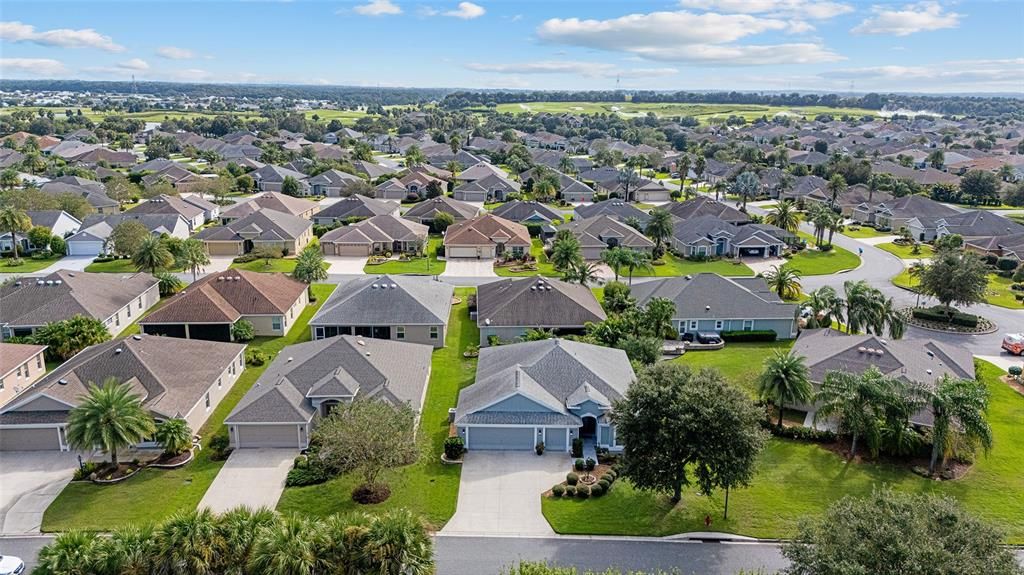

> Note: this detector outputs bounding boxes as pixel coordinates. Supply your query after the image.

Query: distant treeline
[0,80,454,107]
[441,90,1024,117]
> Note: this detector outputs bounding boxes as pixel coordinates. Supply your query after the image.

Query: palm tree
[825,210,843,247]
[757,352,813,426]
[731,171,761,211]
[600,247,631,282]
[926,375,993,476]
[35,530,101,575]
[908,260,926,307]
[804,286,844,329]
[154,418,192,456]
[644,208,673,257]
[0,168,20,190]
[317,513,372,575]
[693,154,706,184]
[0,205,31,260]
[98,524,157,575]
[843,279,875,334]
[761,265,802,300]
[549,231,581,271]
[363,510,433,575]
[765,200,800,233]
[808,203,833,247]
[710,180,727,202]
[444,160,461,180]
[676,155,691,199]
[562,259,600,286]
[293,244,328,299]
[872,296,905,340]
[814,366,894,458]
[558,155,576,176]
[154,508,225,575]
[249,514,322,575]
[404,145,425,168]
[827,174,847,210]
[65,378,155,466]
[132,235,174,274]
[175,238,211,281]
[622,250,653,286]
[217,507,278,575]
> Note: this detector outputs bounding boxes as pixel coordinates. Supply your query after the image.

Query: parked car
[1003,333,1024,355]
[0,555,25,575]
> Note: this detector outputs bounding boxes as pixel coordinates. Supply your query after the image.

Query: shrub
[585,458,596,471]
[1013,267,1024,282]
[571,437,583,458]
[552,484,565,497]
[293,455,307,469]
[597,479,611,492]
[574,458,584,471]
[285,462,329,487]
[566,472,579,485]
[575,485,590,498]
[564,485,576,497]
[817,244,834,252]
[73,461,102,481]
[232,254,258,264]
[444,436,465,460]
[589,483,604,497]
[208,432,232,461]
[231,319,255,342]
[720,330,777,342]
[1009,366,1022,378]
[996,257,1018,271]
[5,258,24,267]
[762,421,837,443]
[535,441,545,455]
[246,349,269,366]
[911,306,979,328]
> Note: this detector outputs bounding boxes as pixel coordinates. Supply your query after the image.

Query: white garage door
[235,425,301,448]
[332,243,371,256]
[447,246,479,258]
[66,240,103,256]
[0,427,62,451]
[468,427,534,451]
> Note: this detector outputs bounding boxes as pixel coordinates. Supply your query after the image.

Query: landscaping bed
[362,237,445,275]
[785,233,860,275]
[898,307,996,335]
[876,241,934,260]
[2,254,62,273]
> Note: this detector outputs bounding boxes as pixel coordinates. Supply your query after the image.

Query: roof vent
[926,369,933,375]
[36,280,44,286]
[390,284,397,289]
[530,286,536,291]
[879,339,888,346]
[13,281,21,286]
[54,280,62,285]
[926,350,935,358]
[365,352,371,356]
[705,305,711,311]
[217,277,224,281]
[685,275,692,280]
[114,348,123,354]
[58,379,68,386]
[875,349,884,356]
[132,335,142,341]
[484,318,491,326]
[371,284,378,289]
[357,339,365,346]
[858,346,866,353]
[67,273,74,277]
[287,357,293,362]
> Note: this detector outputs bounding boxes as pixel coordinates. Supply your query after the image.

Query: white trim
[1,391,77,414]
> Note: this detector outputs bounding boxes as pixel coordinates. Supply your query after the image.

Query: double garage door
[0,427,62,451]
[468,427,536,451]
[233,425,304,449]
[327,243,371,256]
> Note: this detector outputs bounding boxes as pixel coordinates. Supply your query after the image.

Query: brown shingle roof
[140,270,306,325]
[444,213,531,247]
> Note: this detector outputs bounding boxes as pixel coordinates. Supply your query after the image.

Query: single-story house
[632,179,672,203]
[307,169,366,197]
[631,273,799,339]
[444,214,531,259]
[560,215,655,260]
[224,335,433,449]
[125,194,206,231]
[27,210,81,238]
[665,197,749,226]
[140,270,308,341]
[220,192,319,223]
[574,200,651,226]
[65,213,191,257]
[320,215,428,257]
[963,232,1024,262]
[0,342,48,408]
[475,277,606,345]
[490,201,564,224]
[196,208,314,256]
[40,181,119,215]
[0,335,245,451]
[862,195,960,233]
[0,270,159,339]
[669,215,792,259]
[250,164,310,194]
[454,339,635,452]
[921,211,1024,243]
[312,195,399,226]
[403,196,480,226]
[309,275,453,348]
[452,173,521,203]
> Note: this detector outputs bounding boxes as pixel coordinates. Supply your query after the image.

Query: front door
[581,416,597,438]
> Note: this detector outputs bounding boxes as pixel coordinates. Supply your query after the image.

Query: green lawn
[41,284,337,532]
[85,259,182,273]
[495,239,559,277]
[1008,214,1024,225]
[0,255,62,273]
[488,101,878,125]
[840,226,893,239]
[786,233,860,275]
[543,361,1024,542]
[670,341,795,395]
[629,253,754,279]
[228,258,327,274]
[277,288,478,529]
[875,242,935,260]
[362,237,446,275]
[893,270,1022,310]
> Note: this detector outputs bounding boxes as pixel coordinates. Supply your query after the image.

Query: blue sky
[1,0,1022,93]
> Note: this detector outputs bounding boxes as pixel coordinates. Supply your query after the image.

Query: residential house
[141,164,207,192]
[860,195,960,233]
[27,210,81,238]
[250,164,310,194]
[668,215,792,258]
[125,194,206,231]
[196,208,314,256]
[963,232,1024,262]
[140,270,308,341]
[179,193,220,222]
[0,270,159,339]
[373,178,410,201]
[665,196,749,226]
[920,211,1024,243]
[312,196,399,226]
[65,214,191,257]
[454,339,635,452]
[403,196,480,226]
[475,277,606,345]
[443,213,531,259]
[0,343,48,409]
[490,201,564,224]
[0,335,245,451]
[220,192,319,223]
[352,160,395,180]
[320,215,428,256]
[224,335,432,449]
[307,169,365,197]
[632,179,673,203]
[452,173,520,202]
[561,215,655,260]
[309,275,453,348]
[778,175,827,203]
[574,200,651,226]
[631,273,799,339]
[40,181,119,215]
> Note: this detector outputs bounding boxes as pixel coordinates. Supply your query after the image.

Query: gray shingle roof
[320,215,427,245]
[403,196,480,221]
[196,208,312,242]
[574,200,650,224]
[561,215,655,251]
[310,275,453,327]
[0,270,158,328]
[316,196,397,220]
[490,201,563,223]
[476,277,606,329]
[629,273,797,321]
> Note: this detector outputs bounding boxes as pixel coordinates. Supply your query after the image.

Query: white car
[0,555,25,575]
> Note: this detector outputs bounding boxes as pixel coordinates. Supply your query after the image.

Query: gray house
[454,339,635,452]
[224,335,432,449]
[307,169,365,197]
[630,273,799,339]
[490,201,564,224]
[475,277,606,345]
[309,275,453,348]
[669,216,793,259]
[312,195,400,226]
[560,215,655,260]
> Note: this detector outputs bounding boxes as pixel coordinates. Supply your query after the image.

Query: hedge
[911,306,979,328]
[720,330,778,342]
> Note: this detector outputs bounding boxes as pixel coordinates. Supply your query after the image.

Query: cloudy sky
[1,0,1022,93]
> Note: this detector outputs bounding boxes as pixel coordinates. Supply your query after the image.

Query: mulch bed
[91,462,143,483]
[151,450,192,466]
[819,441,972,480]
[544,463,614,497]
[352,483,391,504]
[1000,375,1024,397]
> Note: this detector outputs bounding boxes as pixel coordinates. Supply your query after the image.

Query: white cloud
[0,57,67,76]
[444,2,485,19]
[465,60,677,79]
[0,21,124,52]
[852,2,961,36]
[168,68,214,81]
[117,58,150,71]
[156,46,195,60]
[352,0,403,16]
[820,58,1024,91]
[679,0,852,20]
[535,11,843,65]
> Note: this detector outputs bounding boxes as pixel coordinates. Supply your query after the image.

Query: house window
[127,305,131,318]
[314,326,325,340]
[138,296,142,310]
[396,326,406,340]
[429,326,439,340]
[36,355,42,369]
[115,314,120,327]
[0,379,4,390]
[217,377,222,389]
[743,320,754,331]
[239,356,244,368]
[715,320,724,330]
[272,317,283,331]
[689,320,698,330]
[205,392,211,410]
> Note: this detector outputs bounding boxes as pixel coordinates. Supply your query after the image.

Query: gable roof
[310,275,453,327]
[125,195,204,220]
[196,208,312,242]
[443,213,531,248]
[220,192,317,220]
[666,196,749,224]
[476,276,606,328]
[490,201,563,223]
[574,200,650,224]
[630,273,797,321]
[316,195,397,220]
[321,214,428,245]
[0,270,158,328]
[403,196,480,221]
[561,215,655,250]
[140,270,306,325]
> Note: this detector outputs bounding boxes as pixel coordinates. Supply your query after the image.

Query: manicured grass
[0,255,62,273]
[41,284,336,532]
[362,237,446,275]
[114,298,173,338]
[892,270,1022,310]
[629,253,754,278]
[277,288,478,529]
[85,259,182,273]
[876,241,935,260]
[228,258,327,274]
[840,226,893,239]
[495,239,559,277]
[488,102,878,125]
[543,361,1024,542]
[786,233,860,275]
[1008,213,1024,225]
[670,340,795,395]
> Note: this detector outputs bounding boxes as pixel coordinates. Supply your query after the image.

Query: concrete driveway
[442,451,567,536]
[325,256,367,274]
[199,448,296,513]
[440,258,497,278]
[0,452,79,534]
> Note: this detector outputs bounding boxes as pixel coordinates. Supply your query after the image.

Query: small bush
[566,472,579,485]
[232,254,258,264]
[552,484,565,497]
[535,441,545,455]
[571,437,583,458]
[231,319,256,341]
[575,485,590,498]
[597,479,610,491]
[604,469,617,481]
[589,483,604,497]
[246,349,269,366]
[1009,366,1022,377]
[73,461,102,481]
[5,258,24,267]
[720,330,777,342]
[574,458,585,471]
[816,244,834,252]
[285,464,329,487]
[585,458,596,471]
[208,433,232,461]
[444,436,465,460]
[293,455,307,469]
[911,306,979,328]
[564,485,576,497]
[762,421,837,443]
[996,257,1019,271]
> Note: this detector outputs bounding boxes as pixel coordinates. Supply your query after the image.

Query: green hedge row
[720,330,778,342]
